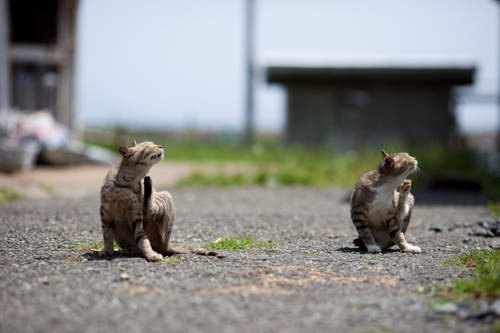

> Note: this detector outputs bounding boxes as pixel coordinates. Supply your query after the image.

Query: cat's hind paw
[366,244,382,253]
[402,243,421,253]
[400,179,412,194]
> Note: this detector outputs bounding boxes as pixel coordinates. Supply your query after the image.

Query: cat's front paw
[402,243,421,253]
[99,248,114,257]
[400,179,412,194]
[366,244,382,253]
[145,251,163,262]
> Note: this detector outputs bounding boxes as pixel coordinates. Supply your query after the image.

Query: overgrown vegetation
[204,237,276,251]
[0,188,25,201]
[83,129,500,212]
[435,250,500,301]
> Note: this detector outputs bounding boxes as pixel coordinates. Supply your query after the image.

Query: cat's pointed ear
[384,156,395,168]
[118,146,129,156]
[381,150,389,159]
[132,140,137,147]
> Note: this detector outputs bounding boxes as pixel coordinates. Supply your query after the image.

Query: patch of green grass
[58,241,82,250]
[435,250,500,301]
[491,320,500,332]
[204,237,276,251]
[160,258,181,264]
[364,255,380,260]
[171,143,499,191]
[303,250,315,255]
[174,146,380,188]
[177,172,251,187]
[489,201,500,217]
[0,188,25,201]
[58,241,118,251]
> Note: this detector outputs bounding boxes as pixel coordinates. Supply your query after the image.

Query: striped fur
[350,151,421,253]
[99,141,216,261]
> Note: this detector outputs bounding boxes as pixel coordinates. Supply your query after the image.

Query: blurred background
[0,0,499,213]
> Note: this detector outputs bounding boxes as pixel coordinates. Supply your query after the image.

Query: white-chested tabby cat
[350,150,421,254]
[99,141,216,261]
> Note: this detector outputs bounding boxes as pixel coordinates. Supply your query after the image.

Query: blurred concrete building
[0,0,78,131]
[267,60,475,149]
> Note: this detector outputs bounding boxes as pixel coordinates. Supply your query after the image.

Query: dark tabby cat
[350,151,421,253]
[99,141,216,261]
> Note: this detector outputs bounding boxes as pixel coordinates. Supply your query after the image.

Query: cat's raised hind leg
[390,180,421,253]
[130,198,163,262]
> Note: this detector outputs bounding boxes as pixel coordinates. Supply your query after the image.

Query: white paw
[402,244,421,253]
[366,244,382,253]
[146,251,163,262]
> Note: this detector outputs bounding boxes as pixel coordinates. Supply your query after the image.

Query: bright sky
[76,0,499,133]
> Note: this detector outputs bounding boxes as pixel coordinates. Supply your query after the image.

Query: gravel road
[0,187,495,333]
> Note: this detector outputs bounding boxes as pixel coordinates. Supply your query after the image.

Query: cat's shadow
[335,247,400,254]
[82,251,142,261]
[81,251,224,261]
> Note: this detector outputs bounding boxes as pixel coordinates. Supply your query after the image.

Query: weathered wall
[286,83,455,149]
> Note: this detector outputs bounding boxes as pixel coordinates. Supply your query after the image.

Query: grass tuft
[436,249,500,301]
[488,201,500,217]
[0,188,25,201]
[364,255,381,260]
[204,237,276,251]
[58,241,119,252]
[160,258,181,264]
[303,250,315,255]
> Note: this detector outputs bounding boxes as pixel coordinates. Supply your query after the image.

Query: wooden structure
[0,0,78,130]
[267,62,475,148]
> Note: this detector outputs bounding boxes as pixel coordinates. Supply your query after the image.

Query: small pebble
[491,299,500,316]
[120,273,130,281]
[489,240,500,250]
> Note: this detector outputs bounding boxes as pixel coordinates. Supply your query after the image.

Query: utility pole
[0,0,9,110]
[243,0,255,144]
[497,0,500,150]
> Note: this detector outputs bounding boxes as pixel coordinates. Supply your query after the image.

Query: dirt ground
[0,178,496,332]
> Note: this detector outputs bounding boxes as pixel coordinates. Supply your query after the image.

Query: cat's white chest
[368,184,395,225]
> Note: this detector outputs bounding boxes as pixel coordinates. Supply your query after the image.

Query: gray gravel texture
[0,187,495,333]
